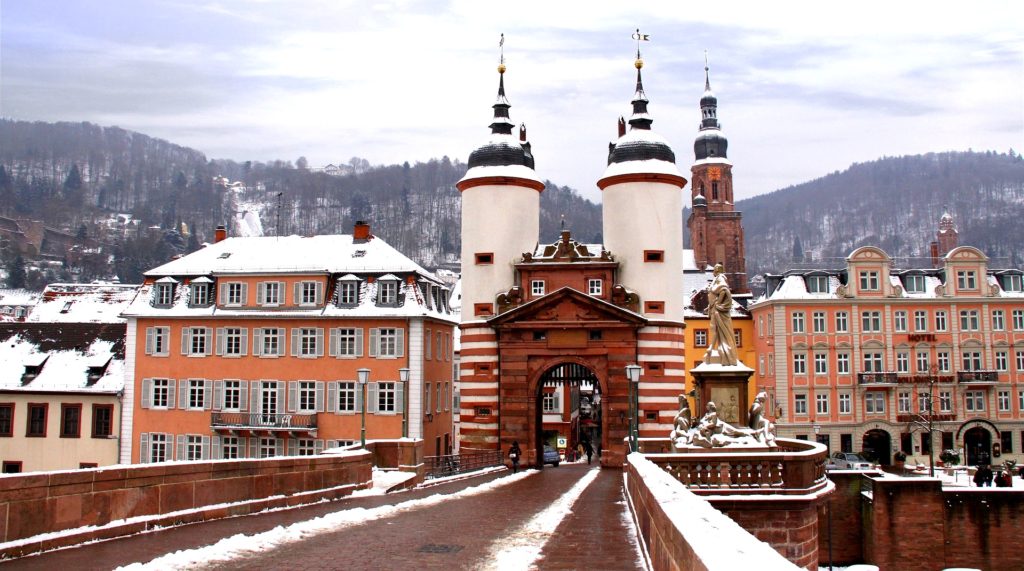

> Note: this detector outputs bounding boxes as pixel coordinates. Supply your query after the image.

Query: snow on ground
[115,471,535,571]
[618,488,651,570]
[482,467,600,571]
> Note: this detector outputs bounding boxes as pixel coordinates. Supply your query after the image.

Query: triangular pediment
[488,287,646,327]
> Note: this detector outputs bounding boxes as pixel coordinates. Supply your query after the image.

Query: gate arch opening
[964,426,993,466]
[862,429,892,465]
[534,362,602,469]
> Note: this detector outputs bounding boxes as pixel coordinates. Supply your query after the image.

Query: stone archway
[862,429,892,465]
[533,361,603,469]
[964,426,992,466]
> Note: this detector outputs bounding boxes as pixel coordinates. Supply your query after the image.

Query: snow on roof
[600,158,683,181]
[0,289,41,306]
[145,234,434,279]
[0,324,125,394]
[27,283,139,324]
[458,164,544,187]
[693,156,733,167]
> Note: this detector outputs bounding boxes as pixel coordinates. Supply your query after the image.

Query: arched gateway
[535,362,602,468]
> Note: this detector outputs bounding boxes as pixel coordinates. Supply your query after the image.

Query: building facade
[122,224,457,464]
[750,233,1024,466]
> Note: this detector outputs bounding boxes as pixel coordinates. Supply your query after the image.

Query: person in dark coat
[509,441,522,474]
[584,441,594,465]
[973,464,992,487]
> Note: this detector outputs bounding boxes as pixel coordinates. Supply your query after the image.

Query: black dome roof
[468,138,535,169]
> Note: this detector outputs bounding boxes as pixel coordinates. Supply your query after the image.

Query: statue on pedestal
[748,391,777,447]
[669,394,693,451]
[704,263,737,366]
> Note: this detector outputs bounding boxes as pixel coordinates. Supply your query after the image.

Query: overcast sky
[2,1,1021,202]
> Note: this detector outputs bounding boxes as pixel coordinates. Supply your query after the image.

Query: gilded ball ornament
[498,63,506,74]
[634,58,644,69]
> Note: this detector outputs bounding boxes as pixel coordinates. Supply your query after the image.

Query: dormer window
[153,279,176,307]
[805,275,829,294]
[337,275,360,306]
[295,281,323,306]
[956,270,977,290]
[904,274,926,293]
[1001,274,1022,292]
[190,277,213,307]
[221,282,246,306]
[259,281,283,306]
[377,276,399,306]
[531,280,545,296]
[859,271,879,291]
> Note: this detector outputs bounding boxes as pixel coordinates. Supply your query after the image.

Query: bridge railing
[423,450,504,480]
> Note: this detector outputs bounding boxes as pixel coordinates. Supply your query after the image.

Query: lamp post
[399,367,410,439]
[358,368,370,447]
[625,364,642,453]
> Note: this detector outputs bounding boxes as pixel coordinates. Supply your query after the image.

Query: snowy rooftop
[0,289,41,306]
[27,283,139,324]
[0,323,125,394]
[459,164,544,187]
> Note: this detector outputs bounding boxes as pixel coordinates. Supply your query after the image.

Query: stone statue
[704,263,738,366]
[669,394,692,451]
[748,391,777,447]
[690,401,758,448]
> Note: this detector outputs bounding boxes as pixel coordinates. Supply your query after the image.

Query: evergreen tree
[6,255,27,289]
[792,235,804,262]
[63,164,84,206]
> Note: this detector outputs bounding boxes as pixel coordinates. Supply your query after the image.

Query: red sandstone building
[750,215,1024,467]
[121,224,457,463]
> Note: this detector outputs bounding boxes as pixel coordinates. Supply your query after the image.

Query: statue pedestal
[691,362,754,427]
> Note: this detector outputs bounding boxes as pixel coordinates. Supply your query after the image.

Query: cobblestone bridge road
[7,462,646,571]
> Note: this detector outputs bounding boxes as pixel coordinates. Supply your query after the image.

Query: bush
[894,451,907,462]
[939,449,960,465]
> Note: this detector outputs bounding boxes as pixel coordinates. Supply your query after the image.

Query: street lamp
[358,368,371,447]
[399,367,410,438]
[625,364,642,453]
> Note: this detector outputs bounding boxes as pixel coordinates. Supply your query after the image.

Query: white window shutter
[216,328,226,355]
[248,438,258,458]
[167,379,177,408]
[211,435,222,459]
[396,381,405,413]
[257,282,266,305]
[219,283,228,305]
[240,328,248,356]
[204,380,213,409]
[239,381,249,411]
[287,381,297,413]
[327,382,338,413]
[355,328,364,357]
[204,328,212,355]
[290,328,300,357]
[369,328,378,357]
[213,381,223,412]
[315,440,325,454]
[425,330,431,361]
[279,282,286,303]
[368,383,379,413]
[140,433,150,463]
[293,282,301,305]
[554,391,560,411]
[145,327,155,355]
[277,383,286,415]
[316,328,324,357]
[202,436,211,460]
[253,329,263,356]
[181,327,190,355]
[176,435,186,461]
[355,383,364,412]
[250,383,259,414]
[315,282,324,305]
[288,439,297,456]
[141,379,152,408]
[240,283,249,304]
[397,328,405,357]
[276,329,285,356]
[328,328,338,357]
[316,382,325,413]
[275,439,285,456]
[178,381,189,410]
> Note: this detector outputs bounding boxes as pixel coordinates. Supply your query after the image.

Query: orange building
[750,235,1024,467]
[120,223,458,464]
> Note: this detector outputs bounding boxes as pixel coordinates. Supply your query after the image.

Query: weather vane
[498,33,505,72]
[631,28,650,60]
[704,49,709,71]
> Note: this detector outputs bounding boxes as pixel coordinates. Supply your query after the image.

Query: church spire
[488,42,514,136]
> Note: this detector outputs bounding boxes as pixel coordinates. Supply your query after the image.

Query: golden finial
[498,33,506,74]
[632,28,649,69]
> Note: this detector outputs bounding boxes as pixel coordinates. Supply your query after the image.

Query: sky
[1,0,1022,203]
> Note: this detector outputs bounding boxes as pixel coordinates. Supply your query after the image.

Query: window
[292,327,323,358]
[863,352,884,372]
[836,353,850,375]
[436,332,443,360]
[1020,390,1024,412]
[734,330,742,347]
[221,436,241,459]
[935,311,947,331]
[588,278,603,296]
[186,379,208,410]
[918,391,933,412]
[644,301,665,313]
[962,351,982,371]
[1002,431,1013,454]
[218,327,247,357]
[182,326,212,356]
[147,378,173,408]
[865,392,885,414]
[815,394,829,415]
[939,391,952,412]
[2,461,22,473]
[338,280,359,306]
[259,281,282,306]
[1013,310,1024,331]
[898,392,911,413]
[998,390,1011,412]
[937,351,951,372]
[0,403,12,436]
[26,403,47,437]
[296,381,318,413]
[149,433,170,463]
[835,312,848,333]
[904,274,926,293]
[223,282,245,306]
[371,328,404,358]
[995,351,1008,371]
[425,382,432,413]
[154,283,174,307]
[959,310,980,331]
[794,394,807,415]
[839,394,851,414]
[184,434,206,461]
[259,437,279,458]
[694,329,708,347]
[255,327,285,357]
[992,310,1005,331]
[337,382,357,413]
[531,280,545,296]
[474,303,494,317]
[806,275,829,293]
[814,353,828,375]
[331,328,363,358]
[377,279,398,306]
[377,382,398,413]
[57,404,81,438]
[916,351,930,373]
[474,252,493,265]
[145,326,170,356]
[436,383,442,413]
[861,311,881,332]
[793,354,806,375]
[191,282,210,306]
[222,380,243,411]
[896,352,909,373]
[812,312,826,333]
[859,271,879,291]
[791,312,805,333]
[294,439,318,456]
[957,270,977,290]
[1003,274,1023,292]
[1017,351,1024,372]
[644,250,664,262]
[589,330,603,341]
[894,311,907,332]
[914,311,928,332]
[965,391,985,412]
[298,281,321,306]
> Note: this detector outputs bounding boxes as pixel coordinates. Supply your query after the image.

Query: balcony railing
[957,371,998,383]
[424,450,504,480]
[858,372,898,385]
[210,412,317,430]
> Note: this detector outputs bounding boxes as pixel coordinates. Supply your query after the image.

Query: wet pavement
[4,463,645,571]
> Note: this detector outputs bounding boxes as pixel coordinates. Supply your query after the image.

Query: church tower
[687,60,748,293]
[599,54,687,319]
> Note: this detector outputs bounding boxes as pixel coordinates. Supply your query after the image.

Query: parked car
[828,452,873,470]
[543,445,561,467]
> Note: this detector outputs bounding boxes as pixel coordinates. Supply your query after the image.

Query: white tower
[457,63,544,322]
[598,56,687,320]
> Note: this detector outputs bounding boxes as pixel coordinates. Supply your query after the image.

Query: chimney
[214,224,227,243]
[930,241,940,267]
[353,220,371,241]
[618,116,627,138]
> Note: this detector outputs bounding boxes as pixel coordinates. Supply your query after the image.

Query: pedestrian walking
[585,441,593,465]
[985,465,995,487]
[509,441,522,474]
[576,443,585,462]
[973,464,991,487]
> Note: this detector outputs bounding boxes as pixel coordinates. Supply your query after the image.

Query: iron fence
[423,450,504,480]
[210,412,317,430]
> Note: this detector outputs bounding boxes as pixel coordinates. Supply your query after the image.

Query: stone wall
[714,500,819,569]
